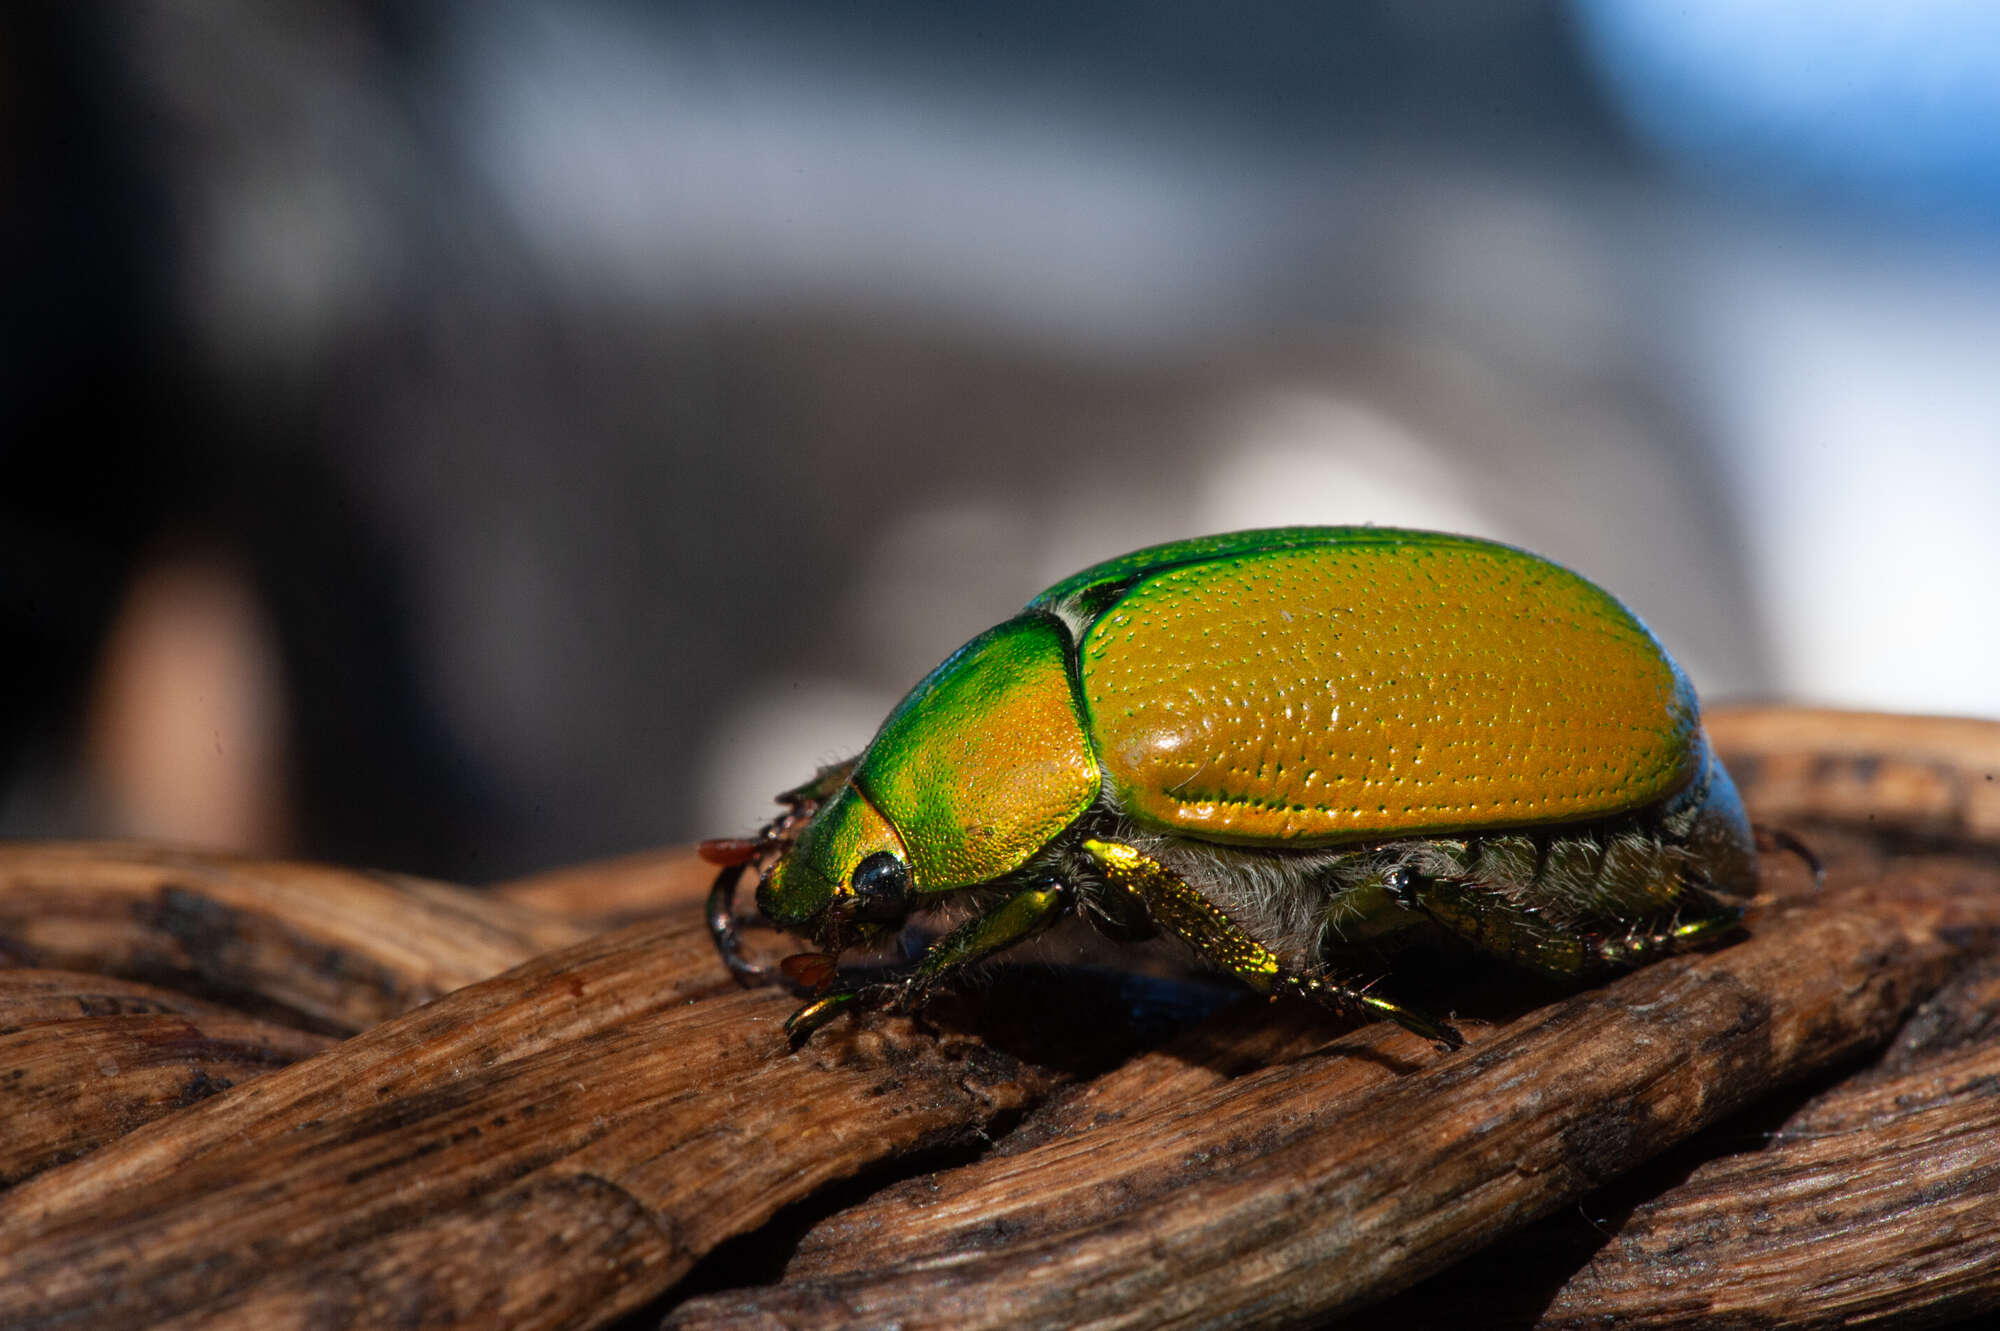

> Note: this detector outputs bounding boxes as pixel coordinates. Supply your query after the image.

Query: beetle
[704,526,1759,1049]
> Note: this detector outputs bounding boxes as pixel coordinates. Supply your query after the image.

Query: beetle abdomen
[1075,535,1698,846]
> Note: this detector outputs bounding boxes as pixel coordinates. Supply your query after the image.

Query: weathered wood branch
[0,970,333,1187]
[492,847,714,928]
[663,846,2000,1331]
[0,843,588,1033]
[0,915,725,1243]
[1350,934,2000,1331]
[780,1004,1436,1283]
[1530,951,2000,1330]
[0,708,1995,1331]
[0,912,1162,1329]
[1708,706,2000,846]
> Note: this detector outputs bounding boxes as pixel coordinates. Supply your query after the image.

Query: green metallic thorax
[853,613,1100,892]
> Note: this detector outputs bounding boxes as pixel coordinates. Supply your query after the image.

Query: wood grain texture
[0,914,727,1245]
[1530,952,2000,1330]
[0,842,588,1033]
[0,966,311,1030]
[1350,922,2000,1331]
[0,970,333,1186]
[0,912,1157,1329]
[780,1005,1434,1282]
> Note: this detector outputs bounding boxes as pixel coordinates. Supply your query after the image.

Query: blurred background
[4,1,1997,884]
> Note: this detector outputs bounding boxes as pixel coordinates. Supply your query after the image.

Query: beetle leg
[1274,971,1464,1051]
[706,780,850,989]
[1082,838,1462,1051]
[784,989,867,1043]
[784,882,1071,1046]
[1384,868,1595,978]
[1386,868,1745,977]
[1753,824,1824,891]
[1082,838,1280,986]
[1590,887,1745,968]
[706,858,774,986]
[776,758,859,809]
[905,882,1072,992]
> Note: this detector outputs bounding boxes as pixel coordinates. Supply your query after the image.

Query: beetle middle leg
[783,882,1071,1045]
[1080,837,1463,1050]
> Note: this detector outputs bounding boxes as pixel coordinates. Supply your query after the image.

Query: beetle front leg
[784,882,1072,1045]
[1080,838,1463,1050]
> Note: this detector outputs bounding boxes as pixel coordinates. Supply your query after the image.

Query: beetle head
[757,782,913,952]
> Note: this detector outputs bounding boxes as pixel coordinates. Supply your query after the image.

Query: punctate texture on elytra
[1075,537,1698,844]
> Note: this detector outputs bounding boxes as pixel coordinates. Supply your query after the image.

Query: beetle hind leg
[1386,866,1745,978]
[1080,837,1463,1051]
[1589,886,1745,968]
[1385,869,1595,979]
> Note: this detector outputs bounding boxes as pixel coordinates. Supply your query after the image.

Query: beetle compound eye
[849,852,912,923]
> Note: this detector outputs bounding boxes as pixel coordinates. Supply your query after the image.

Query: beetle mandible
[704,527,1758,1049]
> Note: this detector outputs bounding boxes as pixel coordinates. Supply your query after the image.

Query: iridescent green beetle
[705,527,1758,1049]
